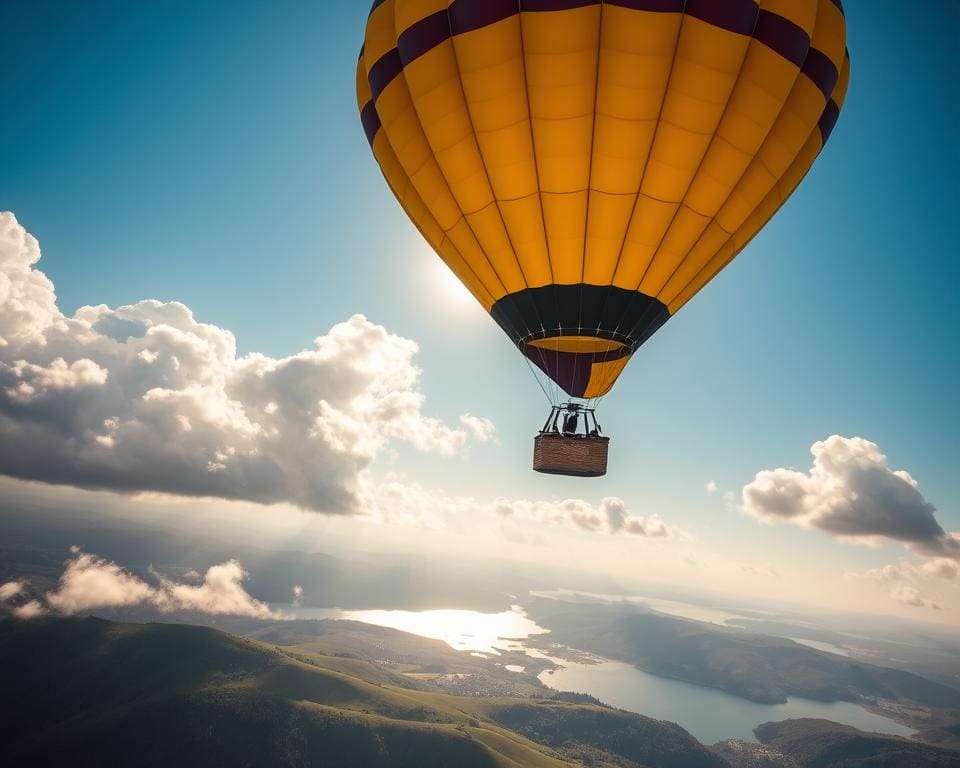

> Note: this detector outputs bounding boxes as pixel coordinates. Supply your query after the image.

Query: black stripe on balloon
[801,47,839,100]
[491,284,670,350]
[368,48,402,101]
[684,0,757,37]
[609,0,684,10]
[818,99,840,144]
[522,0,598,10]
[368,2,841,108]
[398,10,450,65]
[449,0,517,35]
[754,10,809,67]
[360,100,381,146]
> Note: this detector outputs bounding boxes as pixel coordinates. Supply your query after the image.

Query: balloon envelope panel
[358,0,849,399]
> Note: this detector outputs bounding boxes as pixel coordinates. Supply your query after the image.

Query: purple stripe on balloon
[754,9,809,67]
[360,100,381,146]
[523,348,595,399]
[608,0,684,10]
[449,0,517,35]
[521,0,597,10]
[397,10,450,65]
[372,1,843,112]
[685,0,758,37]
[818,99,840,144]
[368,48,402,100]
[801,46,839,99]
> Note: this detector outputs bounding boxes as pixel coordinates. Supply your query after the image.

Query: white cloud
[155,560,273,618]
[890,584,940,611]
[0,580,25,601]
[42,549,275,618]
[46,551,161,613]
[742,436,958,559]
[847,556,957,613]
[0,212,491,515]
[850,559,958,584]
[459,414,496,442]
[920,558,960,581]
[292,585,304,606]
[491,495,681,539]
[706,480,718,494]
[13,600,47,619]
[360,478,686,540]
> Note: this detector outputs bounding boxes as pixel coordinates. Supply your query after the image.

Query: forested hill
[0,617,726,768]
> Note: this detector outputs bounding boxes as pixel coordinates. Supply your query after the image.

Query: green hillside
[524,599,960,710]
[752,719,960,767]
[0,617,730,768]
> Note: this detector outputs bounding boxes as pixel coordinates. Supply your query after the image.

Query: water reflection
[281,602,913,744]
[338,605,549,653]
[540,659,913,744]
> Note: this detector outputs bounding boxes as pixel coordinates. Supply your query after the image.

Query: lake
[282,604,546,653]
[282,603,915,743]
[539,658,914,744]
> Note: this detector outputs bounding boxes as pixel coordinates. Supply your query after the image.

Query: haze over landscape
[2,1,959,766]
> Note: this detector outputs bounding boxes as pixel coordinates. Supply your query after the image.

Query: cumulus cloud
[459,414,496,442]
[851,559,959,585]
[889,584,940,611]
[292,585,304,606]
[46,552,156,613]
[0,212,493,515]
[13,600,47,619]
[155,560,273,617]
[0,579,48,618]
[492,495,681,538]
[846,556,957,613]
[360,477,686,540]
[0,580,25,601]
[41,550,275,618]
[742,436,958,559]
[706,481,718,494]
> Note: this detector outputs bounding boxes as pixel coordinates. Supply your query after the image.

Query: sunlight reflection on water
[338,605,549,653]
[280,601,914,743]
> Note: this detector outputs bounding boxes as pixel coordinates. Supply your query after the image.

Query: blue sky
[2,2,958,617]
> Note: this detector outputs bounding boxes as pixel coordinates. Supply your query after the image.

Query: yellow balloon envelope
[357,0,849,400]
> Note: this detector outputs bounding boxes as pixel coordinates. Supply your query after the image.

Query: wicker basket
[533,433,609,477]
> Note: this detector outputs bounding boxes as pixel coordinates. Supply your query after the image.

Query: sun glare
[340,606,548,653]
[426,254,474,305]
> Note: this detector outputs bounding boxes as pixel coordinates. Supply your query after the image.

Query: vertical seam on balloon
[594,2,688,350]
[658,1,820,305]
[444,3,545,347]
[363,10,499,314]
[517,0,563,402]
[571,1,606,401]
[678,54,848,310]
[671,126,824,312]
[636,1,760,300]
[384,4,513,312]
[444,1,557,404]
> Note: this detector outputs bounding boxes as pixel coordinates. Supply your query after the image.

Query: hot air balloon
[357,0,849,476]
